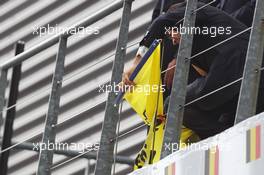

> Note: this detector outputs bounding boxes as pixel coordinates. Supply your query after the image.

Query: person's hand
[164,59,176,89]
[122,65,136,87]
[118,65,136,92]
[118,55,142,92]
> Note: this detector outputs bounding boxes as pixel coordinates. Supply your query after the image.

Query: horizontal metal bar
[110,123,146,143]
[0,0,133,70]
[160,27,252,75]
[0,139,134,165]
[0,40,139,120]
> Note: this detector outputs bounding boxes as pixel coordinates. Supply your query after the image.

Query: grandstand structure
[0,0,263,175]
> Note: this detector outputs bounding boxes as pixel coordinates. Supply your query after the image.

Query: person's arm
[185,62,241,111]
[230,0,256,27]
[164,59,207,89]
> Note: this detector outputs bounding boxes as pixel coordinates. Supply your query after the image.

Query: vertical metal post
[94,0,132,174]
[0,41,24,175]
[37,36,67,175]
[84,160,90,175]
[235,0,264,124]
[0,69,8,132]
[0,71,8,168]
[161,0,198,159]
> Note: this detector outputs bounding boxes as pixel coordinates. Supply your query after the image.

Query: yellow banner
[124,43,198,169]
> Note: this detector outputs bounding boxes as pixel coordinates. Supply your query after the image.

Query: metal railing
[0,0,263,175]
[0,0,135,174]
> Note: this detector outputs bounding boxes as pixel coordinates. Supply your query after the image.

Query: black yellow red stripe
[205,146,219,175]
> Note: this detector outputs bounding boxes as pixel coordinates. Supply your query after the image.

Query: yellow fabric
[124,43,163,125]
[124,43,198,169]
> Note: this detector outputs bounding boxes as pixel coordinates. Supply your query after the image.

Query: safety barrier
[129,112,264,175]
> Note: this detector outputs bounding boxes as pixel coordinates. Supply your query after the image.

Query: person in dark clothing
[122,2,264,139]
[151,0,218,22]
[152,0,184,22]
[151,0,201,99]
[151,0,256,99]
[151,0,184,72]
[152,0,256,94]
[156,0,257,136]
[225,0,256,27]
[202,0,256,27]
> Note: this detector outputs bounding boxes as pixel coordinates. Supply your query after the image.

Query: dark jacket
[202,0,256,26]
[152,0,184,22]
[140,2,264,111]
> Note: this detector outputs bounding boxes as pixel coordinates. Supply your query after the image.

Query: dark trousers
[165,88,264,139]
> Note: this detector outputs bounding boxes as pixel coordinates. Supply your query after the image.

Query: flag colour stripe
[214,146,219,175]
[250,127,257,161]
[246,125,261,163]
[165,166,169,175]
[246,129,251,163]
[209,149,215,175]
[205,146,219,175]
[165,162,175,175]
[256,125,261,160]
[205,149,210,175]
[173,163,176,175]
